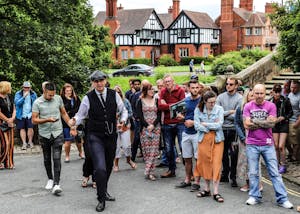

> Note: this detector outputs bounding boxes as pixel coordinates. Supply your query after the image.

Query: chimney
[168,6,173,14]
[239,0,253,12]
[117,3,123,10]
[221,0,234,22]
[172,0,180,20]
[106,0,118,19]
[265,3,275,14]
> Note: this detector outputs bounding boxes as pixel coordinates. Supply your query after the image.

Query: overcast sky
[88,0,282,19]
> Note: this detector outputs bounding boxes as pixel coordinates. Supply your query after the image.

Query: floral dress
[139,99,161,176]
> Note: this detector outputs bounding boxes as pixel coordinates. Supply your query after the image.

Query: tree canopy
[270,0,300,72]
[0,0,113,95]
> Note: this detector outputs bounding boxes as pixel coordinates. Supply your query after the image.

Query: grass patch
[107,74,215,91]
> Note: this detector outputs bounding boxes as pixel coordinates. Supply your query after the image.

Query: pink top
[243,100,276,146]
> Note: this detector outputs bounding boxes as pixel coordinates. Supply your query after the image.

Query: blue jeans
[163,123,184,172]
[246,144,288,204]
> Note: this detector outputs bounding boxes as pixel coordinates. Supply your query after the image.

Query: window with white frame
[204,48,209,57]
[245,28,252,35]
[141,50,146,58]
[121,50,128,60]
[254,27,262,35]
[213,30,218,39]
[130,50,134,58]
[179,48,189,58]
[178,29,190,38]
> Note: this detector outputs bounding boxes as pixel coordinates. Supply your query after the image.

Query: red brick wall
[173,44,212,62]
[239,0,253,11]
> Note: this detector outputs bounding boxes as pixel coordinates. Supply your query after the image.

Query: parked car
[112,64,154,77]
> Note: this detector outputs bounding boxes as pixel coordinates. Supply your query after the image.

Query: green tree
[0,0,113,95]
[270,0,300,72]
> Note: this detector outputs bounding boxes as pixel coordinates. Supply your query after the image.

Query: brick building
[216,0,278,53]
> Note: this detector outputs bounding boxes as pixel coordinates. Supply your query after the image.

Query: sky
[88,0,282,19]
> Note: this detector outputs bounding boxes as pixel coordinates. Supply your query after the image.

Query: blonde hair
[241,89,252,109]
[114,85,124,100]
[0,81,11,95]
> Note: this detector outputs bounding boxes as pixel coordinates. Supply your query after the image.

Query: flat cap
[90,70,107,81]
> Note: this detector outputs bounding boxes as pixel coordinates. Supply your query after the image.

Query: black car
[112,64,154,77]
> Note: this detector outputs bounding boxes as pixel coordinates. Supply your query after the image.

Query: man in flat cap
[14,81,37,150]
[69,70,128,212]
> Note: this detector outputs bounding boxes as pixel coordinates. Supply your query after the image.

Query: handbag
[0,122,10,132]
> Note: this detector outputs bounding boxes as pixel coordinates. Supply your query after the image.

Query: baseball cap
[23,81,31,87]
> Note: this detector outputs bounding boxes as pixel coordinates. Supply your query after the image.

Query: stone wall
[214,53,280,90]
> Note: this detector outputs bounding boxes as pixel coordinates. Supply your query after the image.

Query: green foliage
[111,60,128,69]
[211,50,269,75]
[0,0,113,95]
[158,54,179,66]
[127,58,151,65]
[180,56,214,65]
[270,1,300,72]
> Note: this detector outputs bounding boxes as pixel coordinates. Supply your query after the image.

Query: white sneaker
[246,197,259,205]
[278,201,293,209]
[45,179,54,190]
[52,185,62,195]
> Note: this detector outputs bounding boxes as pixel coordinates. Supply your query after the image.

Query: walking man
[32,82,72,195]
[243,84,293,209]
[216,77,242,187]
[14,81,37,150]
[69,70,128,212]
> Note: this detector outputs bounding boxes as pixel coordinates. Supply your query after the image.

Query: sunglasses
[226,83,234,86]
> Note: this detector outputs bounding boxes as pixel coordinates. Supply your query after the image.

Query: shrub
[127,58,152,65]
[180,56,215,65]
[110,60,127,69]
[158,54,179,66]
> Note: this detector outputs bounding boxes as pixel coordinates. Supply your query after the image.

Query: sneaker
[28,142,34,149]
[246,197,259,205]
[278,166,287,174]
[278,201,293,209]
[45,179,54,190]
[21,143,27,150]
[52,185,62,195]
[240,184,249,192]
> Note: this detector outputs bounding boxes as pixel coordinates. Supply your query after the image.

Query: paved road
[0,153,299,214]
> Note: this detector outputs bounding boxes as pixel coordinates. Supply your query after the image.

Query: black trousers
[39,134,64,185]
[222,129,239,180]
[88,133,117,202]
[82,138,95,181]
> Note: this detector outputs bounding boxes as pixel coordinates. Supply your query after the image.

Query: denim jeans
[246,144,288,204]
[163,123,184,173]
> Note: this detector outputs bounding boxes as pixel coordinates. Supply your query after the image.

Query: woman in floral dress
[137,82,161,181]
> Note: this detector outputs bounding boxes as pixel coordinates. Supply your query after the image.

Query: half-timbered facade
[164,10,220,61]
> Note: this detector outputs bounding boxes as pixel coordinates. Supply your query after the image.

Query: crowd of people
[0,73,298,212]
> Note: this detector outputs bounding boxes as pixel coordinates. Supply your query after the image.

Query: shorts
[181,131,198,158]
[288,123,300,145]
[63,128,75,142]
[272,122,289,133]
[16,118,34,129]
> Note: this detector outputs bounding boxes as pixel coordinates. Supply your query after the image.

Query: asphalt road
[0,153,299,214]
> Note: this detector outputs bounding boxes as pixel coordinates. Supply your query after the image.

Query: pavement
[14,144,300,187]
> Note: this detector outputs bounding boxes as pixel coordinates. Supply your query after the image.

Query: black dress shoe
[156,163,168,168]
[220,175,229,182]
[105,192,116,201]
[175,181,191,188]
[231,179,238,187]
[96,201,105,212]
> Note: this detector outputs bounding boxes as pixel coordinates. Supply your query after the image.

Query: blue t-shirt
[184,96,201,134]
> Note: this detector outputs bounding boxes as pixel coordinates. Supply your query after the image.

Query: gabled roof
[94,8,163,35]
[157,13,173,29]
[170,10,219,29]
[241,13,265,27]
[233,8,252,21]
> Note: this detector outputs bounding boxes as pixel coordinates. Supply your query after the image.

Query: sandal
[81,177,89,188]
[148,174,156,181]
[0,163,4,170]
[113,166,119,172]
[213,194,224,203]
[128,161,137,170]
[92,182,97,189]
[196,190,211,197]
